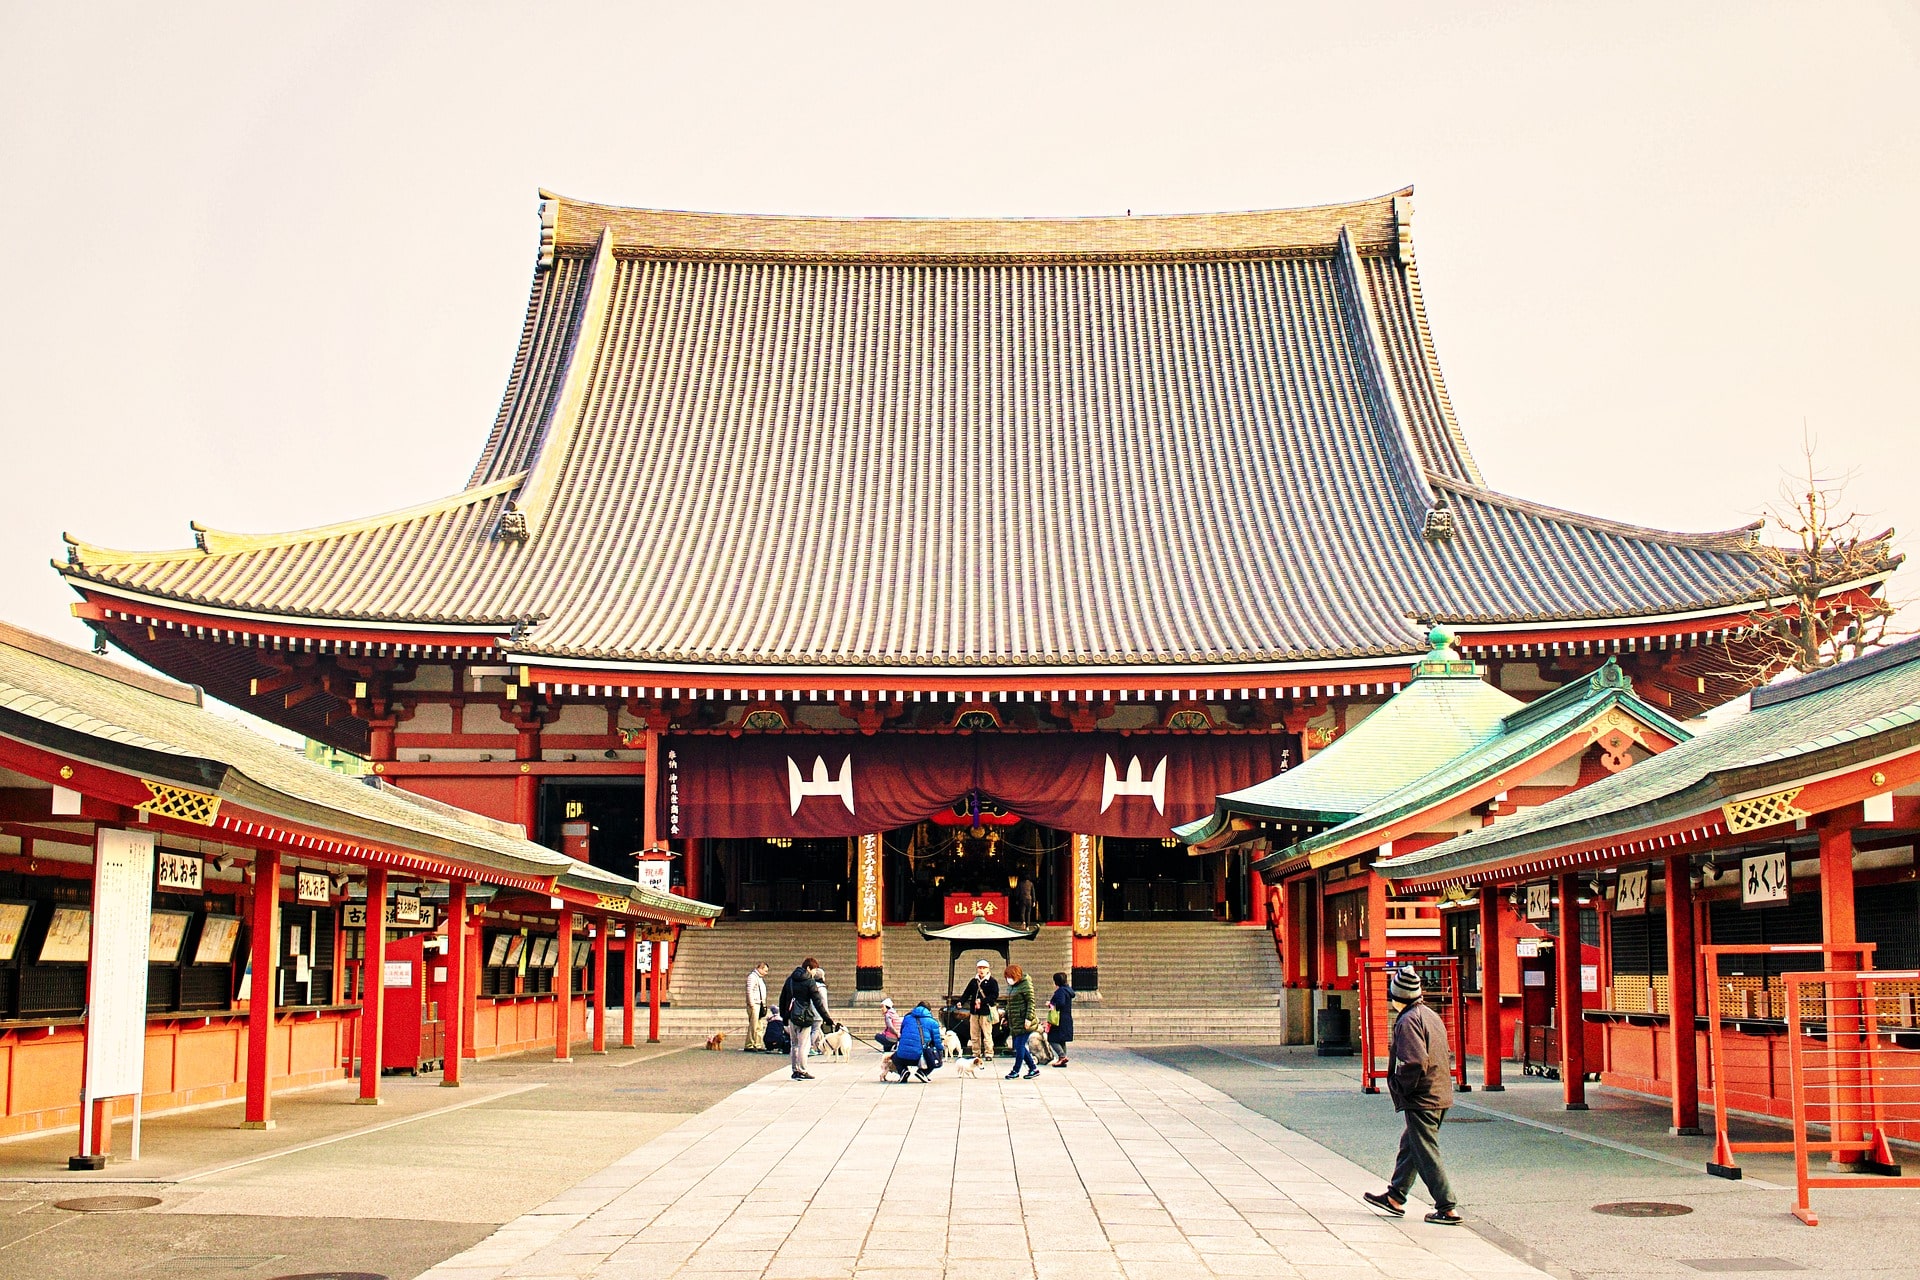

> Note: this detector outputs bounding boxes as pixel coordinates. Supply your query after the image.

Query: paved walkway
[422,1049,1543,1280]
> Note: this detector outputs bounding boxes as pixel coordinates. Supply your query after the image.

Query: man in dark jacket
[779,958,827,1081]
[1365,966,1462,1225]
[958,959,1000,1065]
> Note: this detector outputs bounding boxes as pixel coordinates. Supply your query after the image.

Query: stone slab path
[421,1048,1544,1280]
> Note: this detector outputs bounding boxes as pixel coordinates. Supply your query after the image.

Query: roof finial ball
[1427,623,1455,653]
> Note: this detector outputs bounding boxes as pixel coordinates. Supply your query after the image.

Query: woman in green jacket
[1002,964,1039,1080]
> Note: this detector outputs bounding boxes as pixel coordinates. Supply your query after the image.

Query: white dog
[953,1057,980,1080]
[817,1025,851,1058]
[943,1029,964,1059]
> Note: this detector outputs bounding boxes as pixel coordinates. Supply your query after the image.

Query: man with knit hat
[1364,965,1463,1225]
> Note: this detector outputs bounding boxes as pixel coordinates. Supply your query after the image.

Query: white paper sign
[384,960,414,988]
[395,895,421,923]
[1524,882,1553,922]
[1515,938,1541,958]
[1615,868,1648,915]
[296,870,331,904]
[1523,970,1547,987]
[636,860,671,894]
[87,829,156,1097]
[156,849,203,893]
[1581,964,1599,993]
[1742,850,1790,907]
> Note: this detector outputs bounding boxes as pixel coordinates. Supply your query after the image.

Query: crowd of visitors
[741,956,1077,1083]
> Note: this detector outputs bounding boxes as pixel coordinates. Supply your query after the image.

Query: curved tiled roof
[64,190,1785,675]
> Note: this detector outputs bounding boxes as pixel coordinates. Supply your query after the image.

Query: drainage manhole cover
[53,1195,162,1212]
[1593,1201,1694,1217]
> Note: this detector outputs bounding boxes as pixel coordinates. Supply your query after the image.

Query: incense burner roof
[65,189,1782,678]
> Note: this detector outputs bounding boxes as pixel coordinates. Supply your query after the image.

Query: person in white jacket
[745,962,769,1051]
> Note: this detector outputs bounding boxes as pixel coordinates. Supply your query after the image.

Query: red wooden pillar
[1556,873,1588,1109]
[242,847,281,1129]
[622,931,637,1048]
[591,918,610,1055]
[641,727,660,854]
[1249,869,1267,928]
[442,880,467,1087]
[1819,815,1869,1165]
[1663,852,1701,1134]
[648,927,664,1043]
[1479,887,1504,1091]
[554,910,575,1062]
[359,868,387,1104]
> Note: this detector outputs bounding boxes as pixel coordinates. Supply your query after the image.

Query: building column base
[856,965,884,992]
[1071,965,1099,993]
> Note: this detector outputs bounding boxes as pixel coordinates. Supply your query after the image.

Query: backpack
[916,1012,945,1069]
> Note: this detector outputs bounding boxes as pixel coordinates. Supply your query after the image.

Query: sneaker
[791,1071,809,1080]
[1024,1071,1040,1080]
[1424,1209,1463,1226]
[1362,1191,1405,1217]
[1052,1058,1068,1068]
[1004,1069,1021,1079]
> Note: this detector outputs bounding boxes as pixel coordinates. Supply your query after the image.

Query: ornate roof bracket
[1333,225,1440,538]
[501,227,618,545]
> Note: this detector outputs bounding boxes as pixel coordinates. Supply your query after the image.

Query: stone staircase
[663,920,1287,1044]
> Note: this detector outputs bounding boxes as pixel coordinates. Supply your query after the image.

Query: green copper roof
[1380,636,1920,886]
[1176,635,1519,846]
[1260,660,1689,874]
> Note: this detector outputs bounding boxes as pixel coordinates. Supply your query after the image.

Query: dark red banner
[659,732,1294,840]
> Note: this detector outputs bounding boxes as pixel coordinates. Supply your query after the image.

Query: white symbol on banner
[1100,754,1167,814]
[787,755,855,814]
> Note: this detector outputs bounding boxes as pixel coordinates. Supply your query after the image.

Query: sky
[3,2,1917,696]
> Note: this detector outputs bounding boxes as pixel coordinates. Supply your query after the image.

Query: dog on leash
[704,1031,727,1051]
[943,1029,964,1059]
[817,1024,851,1058]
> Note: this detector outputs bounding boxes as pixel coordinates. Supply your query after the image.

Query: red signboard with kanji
[943,893,1009,926]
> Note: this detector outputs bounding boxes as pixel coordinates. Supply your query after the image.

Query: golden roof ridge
[535,186,1414,262]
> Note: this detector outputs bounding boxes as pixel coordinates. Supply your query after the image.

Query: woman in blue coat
[1047,971,1075,1067]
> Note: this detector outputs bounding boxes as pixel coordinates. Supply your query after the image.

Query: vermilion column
[649,928,664,1043]
[442,881,467,1087]
[359,867,387,1104]
[855,833,883,992]
[1070,834,1098,992]
[1557,873,1588,1109]
[622,931,637,1047]
[242,847,281,1129]
[1479,887,1504,1091]
[555,910,575,1063]
[1819,815,1868,1165]
[1664,853,1701,1134]
[591,919,609,1054]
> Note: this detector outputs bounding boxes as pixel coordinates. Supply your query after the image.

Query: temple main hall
[60,187,1792,1004]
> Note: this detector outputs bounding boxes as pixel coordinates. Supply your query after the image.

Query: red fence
[1704,943,1875,1178]
[1783,968,1920,1225]
[1358,956,1467,1095]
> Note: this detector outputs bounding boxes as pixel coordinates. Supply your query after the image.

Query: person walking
[745,961,770,1052]
[1002,963,1039,1080]
[1364,966,1463,1225]
[779,957,826,1080]
[1014,876,1037,928]
[1046,971,1075,1067]
[960,959,999,1065]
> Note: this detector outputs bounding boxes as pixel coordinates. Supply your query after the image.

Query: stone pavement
[421,1048,1543,1280]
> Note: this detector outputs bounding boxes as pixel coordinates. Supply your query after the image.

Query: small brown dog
[705,1031,727,1051]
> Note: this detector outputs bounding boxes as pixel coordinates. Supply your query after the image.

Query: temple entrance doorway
[1102,836,1218,920]
[884,817,1067,927]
